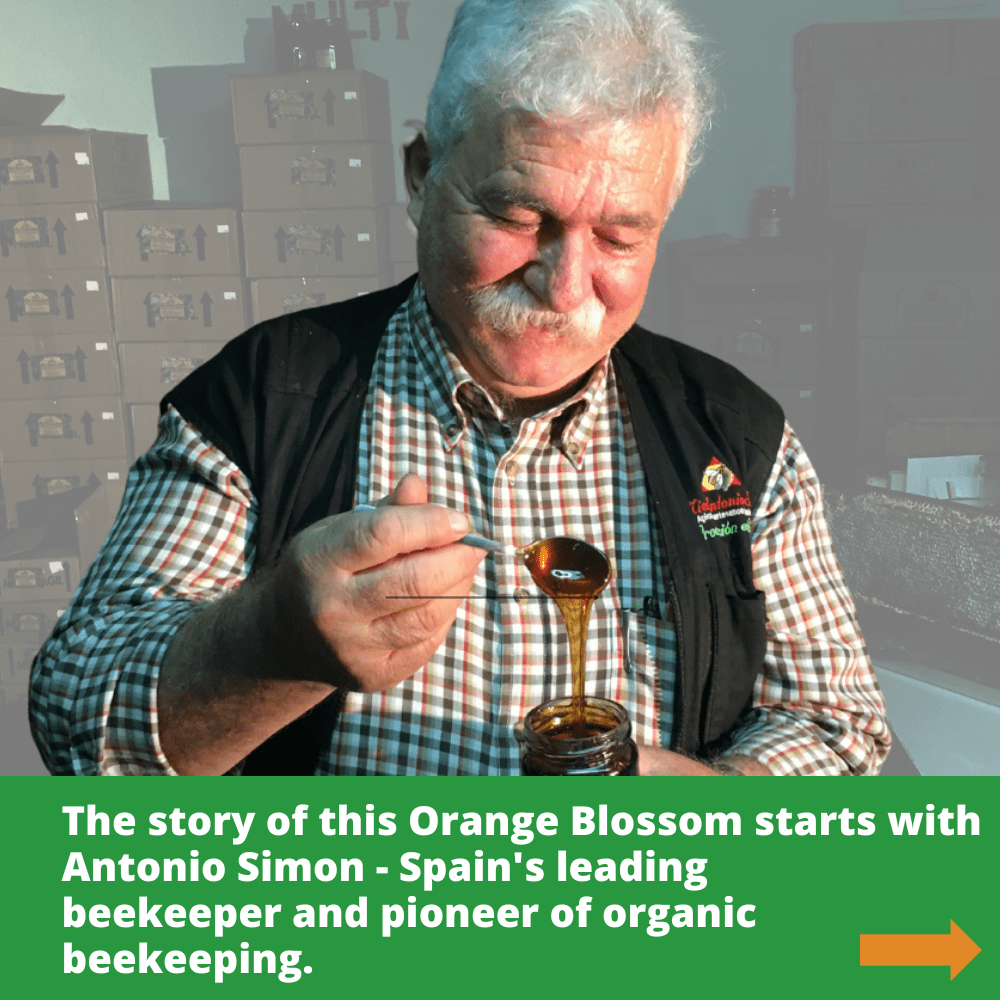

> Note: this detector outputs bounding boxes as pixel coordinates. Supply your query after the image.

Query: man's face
[405,102,684,410]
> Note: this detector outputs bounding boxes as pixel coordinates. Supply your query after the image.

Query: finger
[375,472,428,507]
[350,541,486,612]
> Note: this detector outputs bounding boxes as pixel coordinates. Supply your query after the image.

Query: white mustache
[467,282,606,340]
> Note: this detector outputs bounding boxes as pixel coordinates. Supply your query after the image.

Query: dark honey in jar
[519,697,638,776]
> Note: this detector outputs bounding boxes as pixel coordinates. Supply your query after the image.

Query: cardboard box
[239,142,395,210]
[0,457,128,531]
[230,71,391,145]
[241,206,389,279]
[0,395,127,462]
[856,272,998,338]
[861,216,1000,273]
[827,201,1000,228]
[952,17,1000,79]
[0,201,105,272]
[0,549,79,604]
[249,275,381,324]
[128,403,161,460]
[3,642,41,685]
[0,127,152,207]
[793,21,954,92]
[110,276,248,342]
[71,482,118,575]
[762,386,818,458]
[677,319,820,384]
[0,334,121,400]
[0,600,65,641]
[796,78,1000,145]
[390,261,417,286]
[0,268,113,338]
[103,204,242,277]
[795,140,993,209]
[118,341,227,404]
[886,419,1000,458]
[856,338,1000,402]
[388,203,416,262]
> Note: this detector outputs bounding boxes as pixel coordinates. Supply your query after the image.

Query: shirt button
[445,423,460,437]
[566,441,581,458]
[514,587,531,604]
[505,460,519,479]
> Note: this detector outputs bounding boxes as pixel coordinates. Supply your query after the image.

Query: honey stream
[521,537,611,733]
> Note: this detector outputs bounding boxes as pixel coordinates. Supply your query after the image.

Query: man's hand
[159,472,485,774]
[287,472,488,691]
[637,745,773,776]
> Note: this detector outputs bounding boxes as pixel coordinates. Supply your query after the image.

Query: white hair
[422,0,713,185]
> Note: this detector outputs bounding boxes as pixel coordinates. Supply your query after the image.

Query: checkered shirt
[30,282,889,776]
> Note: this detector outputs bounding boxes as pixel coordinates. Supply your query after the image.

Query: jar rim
[521,697,631,755]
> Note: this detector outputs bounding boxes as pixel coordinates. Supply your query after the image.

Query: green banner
[1,777,994,998]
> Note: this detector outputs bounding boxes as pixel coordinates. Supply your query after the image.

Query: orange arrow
[860,920,981,980]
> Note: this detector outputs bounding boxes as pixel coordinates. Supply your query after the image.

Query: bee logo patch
[701,457,741,492]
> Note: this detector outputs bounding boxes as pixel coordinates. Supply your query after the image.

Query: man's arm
[636,423,888,778]
[722,422,891,775]
[31,407,483,776]
[157,473,485,775]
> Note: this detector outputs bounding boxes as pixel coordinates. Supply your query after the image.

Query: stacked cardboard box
[794,19,1000,227]
[0,91,152,543]
[103,204,247,460]
[854,217,1000,468]
[231,70,395,325]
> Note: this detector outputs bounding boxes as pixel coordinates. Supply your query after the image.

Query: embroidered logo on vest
[691,458,751,539]
[701,456,742,492]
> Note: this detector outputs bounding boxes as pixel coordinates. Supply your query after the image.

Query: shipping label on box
[249,275,381,325]
[796,79,1000,145]
[103,204,242,277]
[0,551,79,604]
[0,128,152,207]
[856,338,1000,403]
[230,71,391,145]
[0,267,113,337]
[110,276,248,342]
[0,395,127,462]
[856,272,997,338]
[0,201,105,272]
[0,334,121,400]
[0,600,65,640]
[241,206,389,279]
[0,456,128,531]
[792,20,954,92]
[118,340,227,404]
[679,319,820,385]
[238,141,396,211]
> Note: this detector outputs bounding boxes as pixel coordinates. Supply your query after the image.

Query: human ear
[403,132,432,229]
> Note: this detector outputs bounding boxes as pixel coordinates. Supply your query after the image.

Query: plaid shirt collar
[406,281,611,471]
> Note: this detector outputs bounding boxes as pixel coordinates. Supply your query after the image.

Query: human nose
[522,229,591,313]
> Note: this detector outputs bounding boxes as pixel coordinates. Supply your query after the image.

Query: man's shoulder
[162,277,416,411]
[620,324,784,420]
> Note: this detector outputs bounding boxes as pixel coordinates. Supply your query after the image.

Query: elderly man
[30,0,889,776]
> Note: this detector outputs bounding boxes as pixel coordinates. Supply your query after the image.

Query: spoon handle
[353,504,516,555]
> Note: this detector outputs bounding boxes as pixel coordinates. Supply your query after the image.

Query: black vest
[163,277,785,774]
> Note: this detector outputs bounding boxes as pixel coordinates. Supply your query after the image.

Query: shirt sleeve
[29,405,257,776]
[725,421,891,775]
